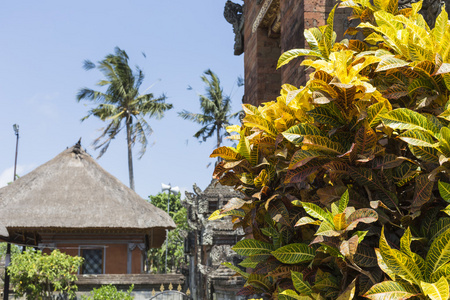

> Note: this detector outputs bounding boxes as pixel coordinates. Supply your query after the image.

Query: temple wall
[243,0,281,106]
[241,0,354,106]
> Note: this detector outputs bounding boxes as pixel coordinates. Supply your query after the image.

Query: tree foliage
[8,249,83,300]
[179,69,241,149]
[210,1,450,298]
[77,47,172,190]
[80,284,134,300]
[147,192,188,273]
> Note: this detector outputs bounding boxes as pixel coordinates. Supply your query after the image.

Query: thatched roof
[0,143,175,245]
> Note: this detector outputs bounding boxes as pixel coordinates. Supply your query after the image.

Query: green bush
[210,0,450,298]
[8,249,83,299]
[81,284,134,300]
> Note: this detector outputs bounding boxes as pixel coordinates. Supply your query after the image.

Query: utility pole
[4,124,19,300]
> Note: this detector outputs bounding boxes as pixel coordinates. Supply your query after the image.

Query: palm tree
[77,47,172,191]
[179,69,240,149]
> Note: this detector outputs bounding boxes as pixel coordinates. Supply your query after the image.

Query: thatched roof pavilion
[0,142,175,248]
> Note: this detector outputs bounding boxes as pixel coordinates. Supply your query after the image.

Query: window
[81,248,103,274]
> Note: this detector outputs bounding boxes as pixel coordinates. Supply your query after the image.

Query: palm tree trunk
[216,125,221,149]
[126,115,135,191]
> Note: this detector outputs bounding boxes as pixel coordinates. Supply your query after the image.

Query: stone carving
[182,181,245,300]
[398,0,449,28]
[224,1,245,55]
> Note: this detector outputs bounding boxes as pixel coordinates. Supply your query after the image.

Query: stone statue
[224,1,245,55]
[399,0,450,28]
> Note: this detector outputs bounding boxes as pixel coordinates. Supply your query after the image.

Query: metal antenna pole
[4,125,19,300]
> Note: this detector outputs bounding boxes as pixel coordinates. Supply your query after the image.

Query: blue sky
[0,1,244,199]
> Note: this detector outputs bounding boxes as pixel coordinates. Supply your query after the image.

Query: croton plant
[209,0,450,299]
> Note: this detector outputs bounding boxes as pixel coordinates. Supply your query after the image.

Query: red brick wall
[280,0,306,87]
[105,244,128,274]
[243,0,281,106]
[241,0,353,106]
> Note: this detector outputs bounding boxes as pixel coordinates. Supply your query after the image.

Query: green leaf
[208,209,245,220]
[316,221,341,237]
[375,56,410,72]
[308,102,345,127]
[439,181,450,203]
[295,216,321,227]
[379,227,424,285]
[289,150,329,169]
[398,130,436,147]
[247,273,273,292]
[336,278,356,300]
[367,101,391,127]
[304,28,322,51]
[271,243,316,264]
[301,202,331,222]
[302,135,346,154]
[279,289,314,300]
[244,114,278,136]
[291,271,313,295]
[232,239,274,256]
[221,262,249,279]
[364,281,418,300]
[408,78,435,95]
[239,254,271,268]
[425,226,450,278]
[210,146,244,161]
[409,145,440,164]
[237,134,251,161]
[381,108,440,136]
[420,277,449,300]
[283,124,325,145]
[278,49,324,69]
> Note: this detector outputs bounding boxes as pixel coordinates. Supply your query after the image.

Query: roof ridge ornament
[72,138,82,155]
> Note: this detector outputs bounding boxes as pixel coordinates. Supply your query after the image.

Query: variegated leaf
[289,150,329,169]
[301,202,331,222]
[247,273,273,292]
[232,239,274,256]
[379,227,423,285]
[277,49,324,69]
[398,130,436,147]
[346,208,378,230]
[291,271,313,295]
[295,216,321,227]
[425,226,450,277]
[208,209,245,220]
[283,124,325,145]
[210,146,244,161]
[271,243,316,264]
[222,262,249,279]
[439,181,450,203]
[354,244,378,267]
[364,281,418,300]
[381,108,440,136]
[302,135,346,154]
[420,277,449,300]
[410,174,434,213]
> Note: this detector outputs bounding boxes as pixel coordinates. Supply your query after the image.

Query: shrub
[210,1,450,299]
[81,284,134,300]
[8,249,83,299]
